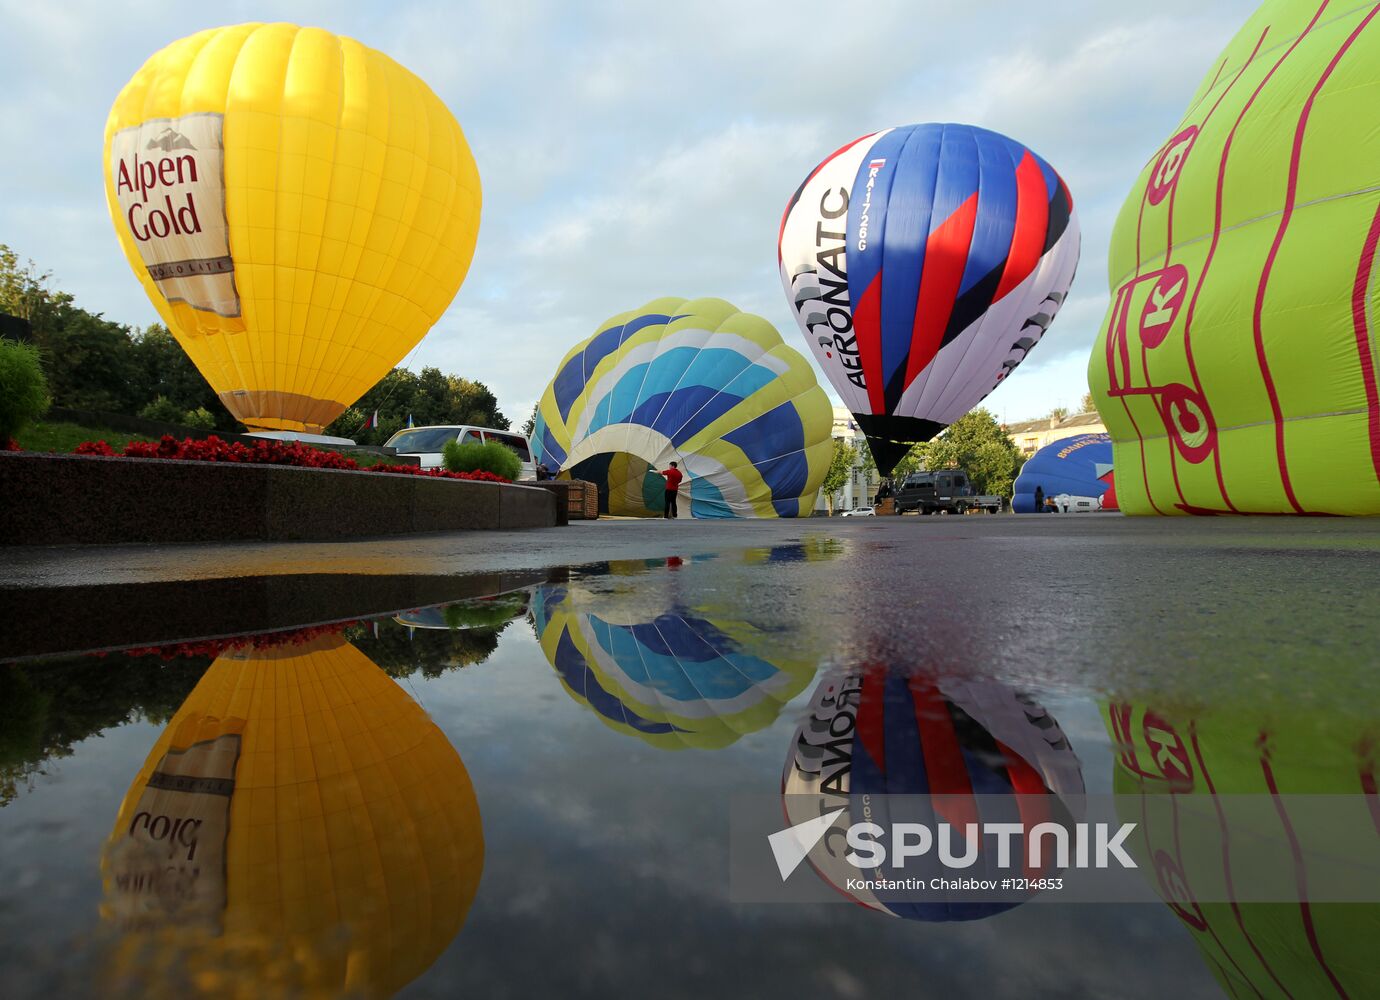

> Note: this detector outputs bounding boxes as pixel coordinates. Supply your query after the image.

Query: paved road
[5,515,1377,682]
[5,513,1377,585]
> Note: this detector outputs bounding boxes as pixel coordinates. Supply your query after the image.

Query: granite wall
[0,452,558,546]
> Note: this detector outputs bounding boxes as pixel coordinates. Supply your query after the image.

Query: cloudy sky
[0,0,1259,426]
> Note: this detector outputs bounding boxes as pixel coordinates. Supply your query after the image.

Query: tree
[521,403,539,438]
[921,407,1024,499]
[2,243,510,439]
[326,367,510,444]
[447,375,508,429]
[1,245,137,412]
[820,437,857,513]
[1079,391,1095,414]
[0,338,50,442]
[892,441,931,480]
[131,325,238,430]
[1048,405,1069,423]
[0,245,53,322]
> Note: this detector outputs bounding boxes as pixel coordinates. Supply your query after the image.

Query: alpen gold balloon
[102,635,483,996]
[104,23,482,432]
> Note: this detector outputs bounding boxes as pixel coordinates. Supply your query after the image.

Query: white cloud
[0,0,1259,425]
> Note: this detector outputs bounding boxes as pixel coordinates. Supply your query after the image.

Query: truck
[893,469,1006,515]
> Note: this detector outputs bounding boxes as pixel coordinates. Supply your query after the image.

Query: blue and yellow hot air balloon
[531,568,817,749]
[531,297,833,517]
[779,123,1081,474]
[104,24,482,434]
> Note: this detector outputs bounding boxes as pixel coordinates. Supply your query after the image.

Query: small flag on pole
[361,409,379,431]
[407,413,414,428]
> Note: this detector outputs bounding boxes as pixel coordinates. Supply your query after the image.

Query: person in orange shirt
[659,461,684,519]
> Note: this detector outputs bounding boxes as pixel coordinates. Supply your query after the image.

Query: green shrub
[442,439,521,480]
[182,407,217,430]
[139,396,188,424]
[441,593,528,630]
[0,338,51,442]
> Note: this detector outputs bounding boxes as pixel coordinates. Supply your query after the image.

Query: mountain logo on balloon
[145,127,196,152]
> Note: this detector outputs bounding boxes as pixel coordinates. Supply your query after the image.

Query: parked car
[1053,493,1100,513]
[384,425,537,479]
[840,506,876,517]
[894,469,1005,514]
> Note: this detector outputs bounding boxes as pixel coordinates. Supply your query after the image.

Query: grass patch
[15,421,156,454]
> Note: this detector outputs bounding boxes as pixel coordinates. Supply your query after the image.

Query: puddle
[1,544,1376,999]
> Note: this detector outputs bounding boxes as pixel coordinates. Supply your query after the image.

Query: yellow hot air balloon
[103,24,482,434]
[102,634,483,997]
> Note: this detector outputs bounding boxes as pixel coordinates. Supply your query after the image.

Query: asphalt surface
[3,513,1377,1000]
[4,514,1377,689]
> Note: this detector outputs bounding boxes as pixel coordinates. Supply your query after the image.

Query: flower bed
[93,620,360,661]
[73,434,511,483]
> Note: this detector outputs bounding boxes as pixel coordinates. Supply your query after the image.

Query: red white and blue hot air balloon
[783,667,1085,921]
[779,123,1080,473]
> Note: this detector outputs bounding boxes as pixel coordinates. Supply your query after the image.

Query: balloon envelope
[1012,433,1117,512]
[1106,699,1380,995]
[532,570,816,749]
[1088,1,1380,514]
[104,24,481,433]
[103,634,482,996]
[780,123,1080,473]
[784,667,1084,920]
[532,297,833,517]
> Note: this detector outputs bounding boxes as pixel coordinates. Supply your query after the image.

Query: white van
[384,425,537,480]
[1052,493,1099,513]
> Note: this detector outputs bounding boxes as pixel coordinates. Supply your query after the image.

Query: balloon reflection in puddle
[784,665,1085,921]
[1106,700,1380,997]
[532,555,823,749]
[101,633,482,997]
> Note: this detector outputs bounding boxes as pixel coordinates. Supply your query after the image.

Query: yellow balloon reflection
[102,634,482,997]
[103,24,482,433]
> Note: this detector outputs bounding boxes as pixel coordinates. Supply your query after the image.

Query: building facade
[813,407,882,514]
[1004,411,1107,457]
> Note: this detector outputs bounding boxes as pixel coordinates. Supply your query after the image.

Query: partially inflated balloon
[1011,432,1117,512]
[531,297,832,517]
[102,634,482,996]
[1106,700,1380,996]
[531,568,816,749]
[780,123,1080,473]
[104,24,481,433]
[1088,2,1380,514]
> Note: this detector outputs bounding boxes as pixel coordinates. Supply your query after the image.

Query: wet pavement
[1,516,1378,998]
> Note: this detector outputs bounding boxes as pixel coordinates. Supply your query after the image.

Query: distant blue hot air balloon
[1012,433,1117,513]
[779,123,1081,474]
